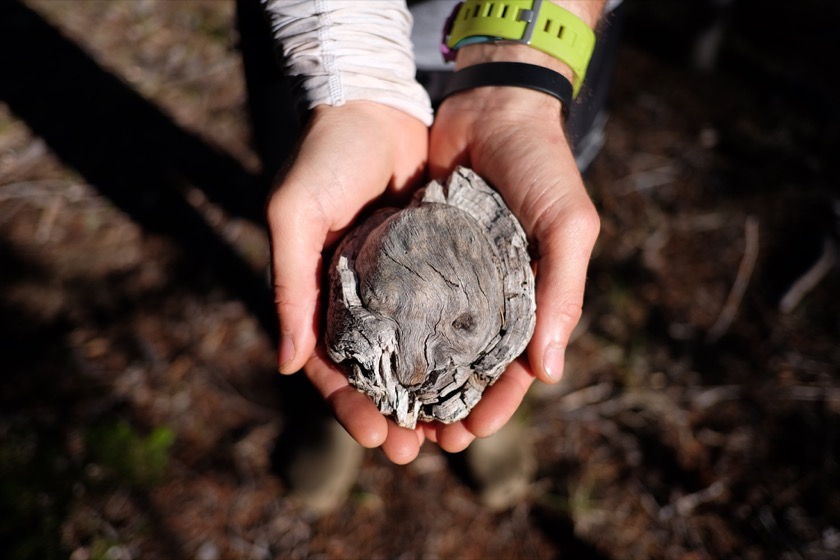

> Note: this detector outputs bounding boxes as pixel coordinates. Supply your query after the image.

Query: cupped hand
[425,55,601,451]
[266,100,429,464]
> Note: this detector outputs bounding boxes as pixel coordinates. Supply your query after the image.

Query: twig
[558,382,614,412]
[659,480,727,521]
[641,226,669,270]
[707,215,760,342]
[617,165,678,195]
[688,385,742,409]
[779,236,837,313]
[784,385,840,406]
[35,195,62,243]
[0,179,88,202]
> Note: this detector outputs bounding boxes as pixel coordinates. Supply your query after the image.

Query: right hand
[265,101,429,464]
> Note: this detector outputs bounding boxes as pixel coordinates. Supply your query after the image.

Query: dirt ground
[1,1,839,559]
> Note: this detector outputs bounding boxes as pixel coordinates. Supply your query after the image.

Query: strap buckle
[441,0,545,63]
[516,0,543,46]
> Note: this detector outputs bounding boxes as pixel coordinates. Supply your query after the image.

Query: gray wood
[326,167,536,429]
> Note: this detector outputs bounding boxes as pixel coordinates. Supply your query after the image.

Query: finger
[266,187,328,374]
[380,419,423,464]
[421,422,438,443]
[464,359,535,438]
[527,198,600,383]
[435,422,476,453]
[305,354,389,448]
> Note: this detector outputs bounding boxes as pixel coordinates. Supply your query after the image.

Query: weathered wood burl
[326,167,536,429]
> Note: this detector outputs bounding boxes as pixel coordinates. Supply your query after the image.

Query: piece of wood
[326,167,536,429]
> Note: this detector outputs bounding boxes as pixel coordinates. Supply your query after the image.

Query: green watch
[444,0,596,97]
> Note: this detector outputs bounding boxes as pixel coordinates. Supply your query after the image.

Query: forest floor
[1,1,839,559]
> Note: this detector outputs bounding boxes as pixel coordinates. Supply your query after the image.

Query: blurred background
[1,0,838,558]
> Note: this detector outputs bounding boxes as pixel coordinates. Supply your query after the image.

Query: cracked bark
[326,167,536,429]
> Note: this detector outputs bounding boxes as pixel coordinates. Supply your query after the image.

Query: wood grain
[326,167,535,428]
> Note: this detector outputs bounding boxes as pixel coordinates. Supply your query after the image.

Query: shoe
[464,418,537,511]
[279,415,364,517]
[272,375,365,518]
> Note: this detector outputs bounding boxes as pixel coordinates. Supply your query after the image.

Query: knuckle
[271,284,299,314]
[530,192,601,250]
[555,299,584,326]
[577,200,601,234]
[561,199,601,242]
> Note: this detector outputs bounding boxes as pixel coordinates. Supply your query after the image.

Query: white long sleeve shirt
[261,0,434,125]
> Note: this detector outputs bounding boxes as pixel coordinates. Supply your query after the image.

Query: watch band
[441,62,572,116]
[445,0,596,97]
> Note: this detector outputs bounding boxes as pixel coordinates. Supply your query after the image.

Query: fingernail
[542,343,565,382]
[278,333,296,373]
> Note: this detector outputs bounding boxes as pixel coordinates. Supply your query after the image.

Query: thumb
[266,186,326,374]
[527,201,600,383]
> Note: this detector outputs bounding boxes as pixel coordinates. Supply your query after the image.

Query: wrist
[436,82,567,138]
[446,45,570,124]
[455,42,575,84]
[313,100,429,129]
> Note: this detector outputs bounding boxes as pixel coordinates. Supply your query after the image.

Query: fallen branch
[779,236,837,313]
[707,215,760,342]
[659,480,727,521]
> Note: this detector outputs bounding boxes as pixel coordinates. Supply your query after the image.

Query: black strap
[440,62,572,115]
